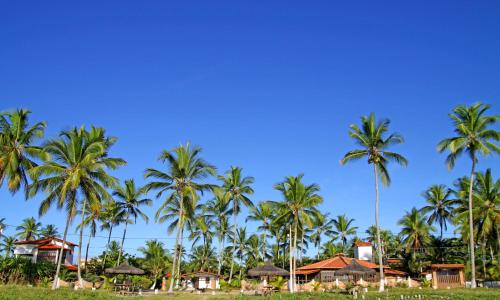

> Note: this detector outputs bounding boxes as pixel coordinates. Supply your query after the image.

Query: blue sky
[1,1,499,258]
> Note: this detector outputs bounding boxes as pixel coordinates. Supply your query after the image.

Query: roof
[387,258,403,264]
[431,264,464,269]
[353,241,372,247]
[38,245,73,252]
[298,254,380,270]
[64,265,78,271]
[14,237,77,247]
[295,269,319,275]
[248,261,289,277]
[105,262,145,275]
[183,271,218,278]
[384,269,408,276]
[336,259,376,275]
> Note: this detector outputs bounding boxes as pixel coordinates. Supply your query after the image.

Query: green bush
[421,278,432,288]
[229,278,241,288]
[130,275,152,290]
[395,280,408,288]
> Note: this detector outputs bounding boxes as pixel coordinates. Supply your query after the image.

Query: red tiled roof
[387,258,403,264]
[384,269,407,276]
[431,264,464,269]
[295,269,319,275]
[353,241,372,247]
[14,237,77,247]
[64,265,78,271]
[298,254,379,270]
[38,245,73,252]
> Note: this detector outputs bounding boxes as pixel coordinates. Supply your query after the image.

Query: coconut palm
[0,236,15,257]
[0,109,47,195]
[205,187,231,276]
[40,224,59,238]
[219,166,254,283]
[340,113,408,292]
[437,103,499,288]
[16,217,41,240]
[228,226,251,279]
[188,244,217,272]
[113,179,152,266]
[0,218,6,237]
[398,207,435,255]
[138,240,171,289]
[309,213,335,260]
[189,214,214,249]
[365,225,394,262]
[28,126,125,289]
[76,202,99,269]
[272,174,323,293]
[420,185,455,238]
[145,143,216,293]
[246,201,274,260]
[100,200,125,269]
[320,241,341,259]
[331,214,358,252]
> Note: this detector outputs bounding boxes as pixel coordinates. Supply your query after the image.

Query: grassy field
[0,285,499,300]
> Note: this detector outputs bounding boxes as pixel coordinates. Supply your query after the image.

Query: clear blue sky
[1,1,499,258]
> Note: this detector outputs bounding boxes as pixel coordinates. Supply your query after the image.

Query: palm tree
[28,126,125,289]
[219,166,254,283]
[145,143,216,293]
[100,200,125,269]
[138,240,171,289]
[320,241,341,259]
[340,113,408,292]
[76,202,99,269]
[0,109,47,195]
[398,207,435,255]
[309,213,335,260]
[365,225,394,262]
[113,179,152,266]
[228,226,251,279]
[246,201,274,260]
[205,187,231,276]
[0,236,15,257]
[40,224,59,238]
[272,174,323,293]
[189,214,214,249]
[331,214,358,252]
[188,244,217,272]
[16,217,41,240]
[420,185,455,238]
[437,103,498,288]
[0,218,6,237]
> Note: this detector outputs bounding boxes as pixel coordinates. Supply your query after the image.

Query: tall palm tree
[144,143,216,293]
[437,103,498,288]
[219,166,254,283]
[398,207,435,255]
[340,113,408,292]
[320,241,341,259]
[0,109,47,196]
[228,226,251,279]
[331,214,358,252]
[138,240,171,289]
[420,185,455,238]
[28,126,125,289]
[272,174,323,293]
[246,201,274,260]
[100,200,125,269]
[365,225,394,262]
[16,217,41,240]
[0,236,15,257]
[309,213,335,260]
[76,202,99,269]
[0,218,6,237]
[188,244,217,272]
[40,224,59,238]
[189,214,214,249]
[113,179,152,266]
[205,187,231,276]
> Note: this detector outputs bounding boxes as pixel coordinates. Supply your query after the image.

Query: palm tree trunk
[293,218,298,292]
[116,220,128,266]
[168,197,183,294]
[52,208,72,290]
[77,200,87,288]
[228,204,237,283]
[239,249,243,279]
[84,234,91,270]
[217,235,223,277]
[175,225,184,288]
[481,240,486,280]
[468,156,477,288]
[101,225,113,270]
[288,225,293,293]
[374,164,385,292]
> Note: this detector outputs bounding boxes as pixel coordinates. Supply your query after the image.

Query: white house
[13,237,77,269]
[353,241,373,261]
[183,271,220,290]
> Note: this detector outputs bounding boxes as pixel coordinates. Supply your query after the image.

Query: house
[13,237,77,269]
[183,271,220,290]
[430,264,465,288]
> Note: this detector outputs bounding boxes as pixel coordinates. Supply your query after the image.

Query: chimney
[353,241,373,261]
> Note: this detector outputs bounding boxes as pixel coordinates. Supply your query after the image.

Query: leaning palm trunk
[228,207,237,283]
[52,211,72,290]
[77,200,87,288]
[468,158,477,288]
[101,225,113,269]
[374,164,385,292]
[116,221,128,267]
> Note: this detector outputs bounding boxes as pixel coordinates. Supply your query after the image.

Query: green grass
[0,285,499,300]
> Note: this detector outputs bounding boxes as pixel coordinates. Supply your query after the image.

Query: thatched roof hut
[248,261,289,277]
[336,259,376,276]
[105,261,145,275]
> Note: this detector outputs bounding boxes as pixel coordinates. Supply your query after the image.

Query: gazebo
[335,259,376,282]
[105,261,145,275]
[248,261,289,284]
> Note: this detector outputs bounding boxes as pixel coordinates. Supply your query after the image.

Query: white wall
[354,246,372,261]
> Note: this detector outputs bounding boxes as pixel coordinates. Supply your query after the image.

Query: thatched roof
[248,261,289,277]
[335,259,376,275]
[105,261,145,275]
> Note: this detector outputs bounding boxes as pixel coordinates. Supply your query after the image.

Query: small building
[13,237,77,267]
[430,264,465,288]
[353,241,373,261]
[183,271,220,290]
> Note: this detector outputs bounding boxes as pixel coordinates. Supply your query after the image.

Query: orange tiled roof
[431,264,464,269]
[14,237,77,247]
[353,241,372,247]
[295,269,319,275]
[38,245,73,252]
[64,265,78,271]
[384,269,407,276]
[298,254,379,270]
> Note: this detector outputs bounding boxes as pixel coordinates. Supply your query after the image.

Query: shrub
[130,275,152,290]
[230,278,241,288]
[395,281,408,288]
[270,276,286,290]
[421,278,432,288]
